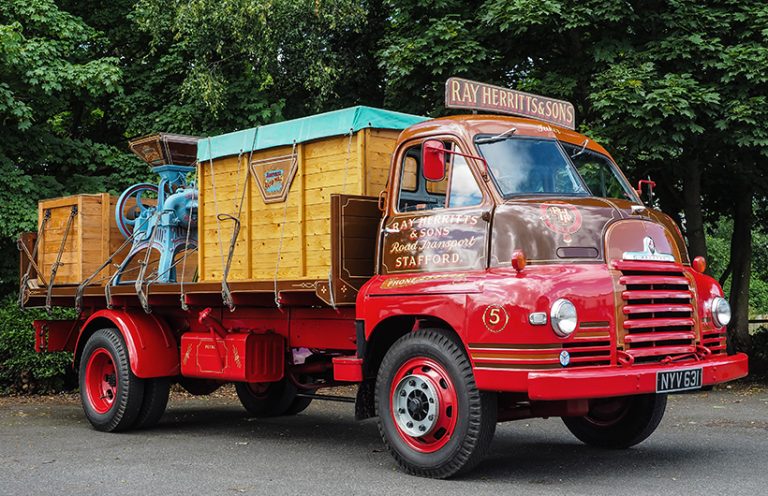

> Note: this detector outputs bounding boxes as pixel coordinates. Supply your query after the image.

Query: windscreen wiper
[475,127,517,145]
[570,138,589,158]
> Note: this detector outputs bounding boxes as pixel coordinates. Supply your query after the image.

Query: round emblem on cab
[559,350,571,367]
[482,305,509,333]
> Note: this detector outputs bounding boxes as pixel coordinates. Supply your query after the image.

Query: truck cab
[358,113,746,477]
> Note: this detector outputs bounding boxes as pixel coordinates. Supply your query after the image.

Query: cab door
[379,137,492,275]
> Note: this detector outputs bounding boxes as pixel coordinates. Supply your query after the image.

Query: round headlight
[551,299,578,337]
[711,297,731,328]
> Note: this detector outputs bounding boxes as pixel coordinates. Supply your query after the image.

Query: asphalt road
[1,383,766,496]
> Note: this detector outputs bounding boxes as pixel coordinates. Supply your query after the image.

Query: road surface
[1,383,766,495]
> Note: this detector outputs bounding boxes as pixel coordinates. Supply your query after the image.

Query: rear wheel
[133,377,171,429]
[235,378,310,417]
[376,329,497,478]
[79,328,145,432]
[562,393,667,448]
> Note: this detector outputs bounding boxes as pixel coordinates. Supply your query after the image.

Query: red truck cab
[356,111,746,477]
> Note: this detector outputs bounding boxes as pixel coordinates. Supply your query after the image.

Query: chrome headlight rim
[550,298,578,338]
[711,297,731,328]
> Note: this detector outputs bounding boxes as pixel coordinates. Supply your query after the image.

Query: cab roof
[402,114,613,159]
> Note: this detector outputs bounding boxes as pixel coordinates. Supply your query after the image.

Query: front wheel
[562,393,667,448]
[376,329,497,478]
[79,328,145,432]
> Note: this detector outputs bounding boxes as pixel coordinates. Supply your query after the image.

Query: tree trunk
[726,180,753,356]
[682,160,708,262]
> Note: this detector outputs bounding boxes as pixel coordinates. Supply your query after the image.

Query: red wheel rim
[390,357,458,454]
[85,348,118,414]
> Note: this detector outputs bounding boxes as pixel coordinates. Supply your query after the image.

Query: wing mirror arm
[636,177,656,205]
[421,139,490,182]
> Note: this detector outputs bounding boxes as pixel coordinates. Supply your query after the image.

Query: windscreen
[476,137,588,198]
[561,143,638,201]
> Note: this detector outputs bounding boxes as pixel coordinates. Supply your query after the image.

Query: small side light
[692,256,707,273]
[511,250,527,273]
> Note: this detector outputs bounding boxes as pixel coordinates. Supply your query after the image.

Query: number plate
[656,367,703,393]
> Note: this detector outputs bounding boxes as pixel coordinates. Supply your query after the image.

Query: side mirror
[636,178,656,204]
[422,140,446,182]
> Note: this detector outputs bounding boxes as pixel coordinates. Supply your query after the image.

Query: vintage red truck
[20,78,748,478]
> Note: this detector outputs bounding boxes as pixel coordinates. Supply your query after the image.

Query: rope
[75,224,144,313]
[179,161,199,310]
[18,210,51,309]
[134,210,162,314]
[274,141,297,308]
[46,206,78,313]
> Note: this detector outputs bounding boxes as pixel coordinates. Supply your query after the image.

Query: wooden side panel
[199,155,251,281]
[302,134,362,279]
[37,193,121,286]
[328,194,380,305]
[198,130,392,284]
[364,129,400,196]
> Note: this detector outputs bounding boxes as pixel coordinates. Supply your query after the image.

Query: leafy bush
[0,297,75,395]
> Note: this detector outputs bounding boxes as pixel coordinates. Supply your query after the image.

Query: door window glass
[397,142,483,212]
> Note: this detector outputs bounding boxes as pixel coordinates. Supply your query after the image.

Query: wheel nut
[398,408,405,414]
[429,398,434,404]
[400,390,406,397]
[406,421,413,428]
[428,415,434,421]
[419,425,426,432]
[409,380,415,387]
[421,383,428,390]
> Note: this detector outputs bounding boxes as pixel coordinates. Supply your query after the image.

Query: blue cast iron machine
[113,133,199,290]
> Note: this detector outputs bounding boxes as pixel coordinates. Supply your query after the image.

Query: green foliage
[0,298,74,394]
[753,327,768,369]
[706,217,768,316]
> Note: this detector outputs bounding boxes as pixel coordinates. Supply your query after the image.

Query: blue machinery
[67,133,200,313]
[112,164,198,286]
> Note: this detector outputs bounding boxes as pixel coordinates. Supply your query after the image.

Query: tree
[0,0,146,294]
[380,0,768,355]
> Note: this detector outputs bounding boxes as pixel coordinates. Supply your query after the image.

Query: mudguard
[76,309,179,378]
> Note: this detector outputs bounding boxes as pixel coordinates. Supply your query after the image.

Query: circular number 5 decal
[482,305,509,333]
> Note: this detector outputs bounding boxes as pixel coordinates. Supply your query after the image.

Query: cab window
[397,142,482,212]
[562,144,637,201]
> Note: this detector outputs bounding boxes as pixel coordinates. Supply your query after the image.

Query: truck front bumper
[474,353,749,400]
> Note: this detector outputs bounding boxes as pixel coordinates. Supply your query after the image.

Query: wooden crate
[198,128,398,285]
[37,194,125,286]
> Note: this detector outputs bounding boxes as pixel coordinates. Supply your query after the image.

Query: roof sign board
[445,77,576,130]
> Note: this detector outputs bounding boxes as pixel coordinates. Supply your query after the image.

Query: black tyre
[235,378,307,417]
[133,377,171,429]
[79,328,145,432]
[178,378,223,396]
[284,395,313,415]
[562,393,667,448]
[375,329,497,478]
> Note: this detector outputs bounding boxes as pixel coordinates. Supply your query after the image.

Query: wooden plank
[297,143,306,277]
[358,129,367,195]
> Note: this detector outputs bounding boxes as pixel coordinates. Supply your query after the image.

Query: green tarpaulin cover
[196,106,428,162]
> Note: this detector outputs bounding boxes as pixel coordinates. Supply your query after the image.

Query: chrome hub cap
[392,374,439,437]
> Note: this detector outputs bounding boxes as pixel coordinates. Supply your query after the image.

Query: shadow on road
[130,401,715,483]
